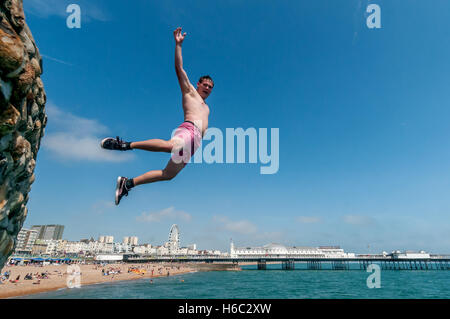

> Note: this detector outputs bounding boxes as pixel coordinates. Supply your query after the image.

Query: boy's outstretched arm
[174,27,192,94]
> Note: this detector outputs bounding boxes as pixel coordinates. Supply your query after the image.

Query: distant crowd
[0,269,63,285]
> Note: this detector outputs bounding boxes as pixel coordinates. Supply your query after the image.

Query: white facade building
[31,239,62,255]
[123,236,138,246]
[98,236,114,244]
[114,242,132,254]
[132,244,153,254]
[61,240,114,255]
[129,236,138,245]
[95,254,123,262]
[230,242,355,258]
[15,228,38,253]
[391,250,430,259]
[157,245,170,255]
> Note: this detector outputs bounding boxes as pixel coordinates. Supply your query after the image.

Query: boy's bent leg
[133,158,185,186]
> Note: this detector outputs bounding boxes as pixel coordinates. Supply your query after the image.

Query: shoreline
[0,262,241,299]
[0,263,196,299]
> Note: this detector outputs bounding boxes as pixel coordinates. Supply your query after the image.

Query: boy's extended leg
[115,159,185,205]
[130,139,175,152]
[101,136,179,153]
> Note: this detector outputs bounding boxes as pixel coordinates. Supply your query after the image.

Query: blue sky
[21,0,450,254]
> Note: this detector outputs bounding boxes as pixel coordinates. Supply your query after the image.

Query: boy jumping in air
[101,27,214,205]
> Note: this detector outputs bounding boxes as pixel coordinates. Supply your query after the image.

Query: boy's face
[197,79,214,100]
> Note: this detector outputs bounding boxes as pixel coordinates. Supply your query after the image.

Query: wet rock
[0,103,20,134]
[0,0,46,269]
[0,17,24,73]
[2,0,25,32]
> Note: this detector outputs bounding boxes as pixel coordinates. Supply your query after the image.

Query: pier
[123,255,450,271]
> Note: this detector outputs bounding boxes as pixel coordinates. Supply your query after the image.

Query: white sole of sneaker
[100,137,114,149]
[115,176,121,205]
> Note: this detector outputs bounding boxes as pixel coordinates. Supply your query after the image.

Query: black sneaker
[115,176,129,205]
[101,136,131,151]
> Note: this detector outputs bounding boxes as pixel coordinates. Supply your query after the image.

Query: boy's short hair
[198,75,214,87]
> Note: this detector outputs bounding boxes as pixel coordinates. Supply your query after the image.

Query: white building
[114,242,132,254]
[157,245,170,255]
[128,236,138,245]
[95,254,123,262]
[61,240,114,255]
[391,250,430,259]
[98,236,114,244]
[31,239,63,255]
[177,247,200,255]
[63,241,88,254]
[14,228,38,254]
[230,242,355,258]
[45,240,59,255]
[123,236,138,245]
[105,236,114,244]
[319,246,355,258]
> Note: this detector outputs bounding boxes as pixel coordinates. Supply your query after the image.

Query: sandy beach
[0,262,195,299]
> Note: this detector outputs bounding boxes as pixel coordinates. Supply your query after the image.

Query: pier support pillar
[332,261,348,270]
[282,260,295,270]
[257,260,266,270]
[307,261,321,270]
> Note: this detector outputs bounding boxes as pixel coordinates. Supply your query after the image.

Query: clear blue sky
[22,0,450,254]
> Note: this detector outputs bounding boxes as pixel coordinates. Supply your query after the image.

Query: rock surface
[0,0,46,269]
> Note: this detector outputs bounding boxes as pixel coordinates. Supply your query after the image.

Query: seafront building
[14,228,38,254]
[98,235,114,244]
[123,236,138,245]
[31,224,64,240]
[230,242,356,258]
[391,250,430,259]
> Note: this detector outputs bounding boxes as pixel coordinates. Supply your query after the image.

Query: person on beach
[100,27,214,205]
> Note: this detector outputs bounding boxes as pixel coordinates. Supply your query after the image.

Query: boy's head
[197,75,214,100]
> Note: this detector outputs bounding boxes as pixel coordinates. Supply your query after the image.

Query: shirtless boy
[101,27,213,205]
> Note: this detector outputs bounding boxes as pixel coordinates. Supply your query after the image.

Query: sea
[17,263,450,299]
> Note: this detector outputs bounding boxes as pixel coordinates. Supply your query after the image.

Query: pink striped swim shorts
[171,121,202,166]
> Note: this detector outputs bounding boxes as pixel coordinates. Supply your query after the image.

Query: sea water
[18,264,450,299]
